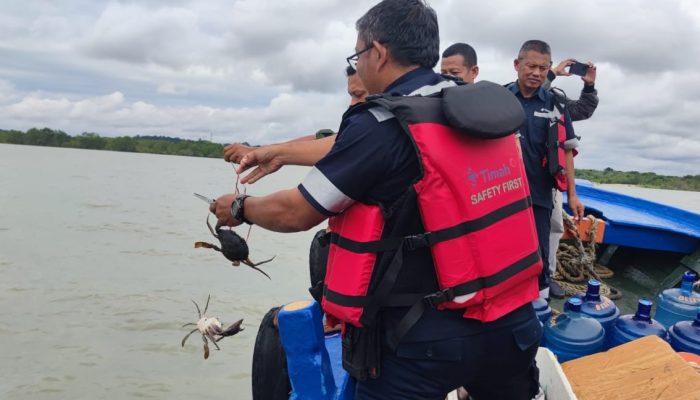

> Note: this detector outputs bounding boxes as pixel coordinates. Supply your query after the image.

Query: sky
[1,0,699,176]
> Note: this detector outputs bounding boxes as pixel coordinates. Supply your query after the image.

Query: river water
[1,144,699,399]
[0,144,319,399]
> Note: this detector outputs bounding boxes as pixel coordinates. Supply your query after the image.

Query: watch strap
[231,195,252,225]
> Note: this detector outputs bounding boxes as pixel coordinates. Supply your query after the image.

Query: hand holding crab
[181,295,244,359]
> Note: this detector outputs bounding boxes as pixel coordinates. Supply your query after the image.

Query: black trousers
[532,205,552,291]
[354,313,542,400]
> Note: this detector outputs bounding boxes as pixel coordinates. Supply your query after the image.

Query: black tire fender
[251,306,291,400]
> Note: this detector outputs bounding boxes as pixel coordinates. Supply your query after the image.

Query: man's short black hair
[346,66,357,77]
[518,40,551,58]
[442,43,477,67]
[356,0,439,69]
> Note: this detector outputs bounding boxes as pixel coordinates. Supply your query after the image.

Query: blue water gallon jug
[655,271,700,328]
[668,308,700,355]
[533,297,552,325]
[608,299,667,348]
[544,297,605,362]
[579,279,620,347]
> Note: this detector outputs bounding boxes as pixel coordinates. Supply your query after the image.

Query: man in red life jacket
[544,58,599,298]
[212,1,542,398]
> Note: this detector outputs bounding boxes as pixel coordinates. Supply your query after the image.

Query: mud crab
[181,295,244,359]
[195,215,274,279]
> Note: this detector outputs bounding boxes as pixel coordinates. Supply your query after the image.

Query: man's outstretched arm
[211,189,327,233]
[234,136,336,184]
[222,135,336,184]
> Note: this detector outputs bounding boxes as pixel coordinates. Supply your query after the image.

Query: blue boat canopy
[564,181,700,254]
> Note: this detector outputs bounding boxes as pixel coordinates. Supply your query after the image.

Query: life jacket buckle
[423,288,454,308]
[405,233,430,251]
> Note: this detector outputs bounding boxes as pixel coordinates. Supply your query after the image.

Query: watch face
[232,199,242,220]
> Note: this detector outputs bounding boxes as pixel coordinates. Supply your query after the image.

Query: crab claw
[218,319,244,339]
[195,241,222,252]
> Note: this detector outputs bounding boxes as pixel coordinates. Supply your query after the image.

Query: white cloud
[0,80,16,104]
[157,83,189,95]
[0,0,698,176]
[0,89,346,143]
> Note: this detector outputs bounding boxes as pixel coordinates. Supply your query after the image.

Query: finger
[223,149,237,163]
[237,156,255,174]
[241,168,262,184]
[248,169,265,184]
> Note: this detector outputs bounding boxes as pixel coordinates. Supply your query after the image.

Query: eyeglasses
[346,46,373,69]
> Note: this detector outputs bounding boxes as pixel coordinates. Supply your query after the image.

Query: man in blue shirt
[510,40,585,299]
[211,1,542,398]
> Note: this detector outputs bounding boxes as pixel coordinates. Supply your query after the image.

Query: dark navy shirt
[299,69,535,342]
[509,83,576,209]
[299,68,438,215]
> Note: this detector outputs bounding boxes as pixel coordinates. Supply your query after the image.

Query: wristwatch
[230,195,252,225]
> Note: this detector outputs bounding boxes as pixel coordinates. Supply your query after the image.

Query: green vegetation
[0,127,227,158]
[576,168,700,192]
[1,127,698,191]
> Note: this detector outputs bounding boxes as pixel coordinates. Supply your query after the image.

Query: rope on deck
[553,213,622,300]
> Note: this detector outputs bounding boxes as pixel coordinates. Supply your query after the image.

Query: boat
[564,180,700,254]
[253,182,700,399]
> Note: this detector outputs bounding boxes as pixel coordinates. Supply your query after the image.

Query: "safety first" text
[470,177,524,205]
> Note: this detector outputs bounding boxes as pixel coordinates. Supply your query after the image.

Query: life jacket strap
[330,196,533,254]
[446,250,541,298]
[387,249,542,350]
[323,288,425,308]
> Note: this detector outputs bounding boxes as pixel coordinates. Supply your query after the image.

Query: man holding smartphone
[543,58,599,298]
[546,58,598,120]
[509,40,585,300]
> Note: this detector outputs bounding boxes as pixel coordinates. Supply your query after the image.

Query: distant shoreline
[2,127,698,192]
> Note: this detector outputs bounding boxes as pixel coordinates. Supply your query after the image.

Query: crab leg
[206,333,221,351]
[202,335,210,359]
[245,256,275,267]
[191,300,202,318]
[203,294,211,315]
[240,260,272,280]
[181,328,198,347]
[205,215,218,238]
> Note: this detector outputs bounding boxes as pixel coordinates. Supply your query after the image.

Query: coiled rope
[553,213,622,300]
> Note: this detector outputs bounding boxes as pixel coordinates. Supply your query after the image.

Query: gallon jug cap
[681,272,697,295]
[586,279,601,300]
[567,297,583,312]
[634,298,653,322]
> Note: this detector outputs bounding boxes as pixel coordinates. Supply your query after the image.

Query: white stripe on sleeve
[301,167,355,214]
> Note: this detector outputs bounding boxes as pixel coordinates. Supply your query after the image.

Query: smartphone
[568,62,589,76]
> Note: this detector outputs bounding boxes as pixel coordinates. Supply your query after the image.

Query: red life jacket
[546,91,578,192]
[321,82,542,337]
